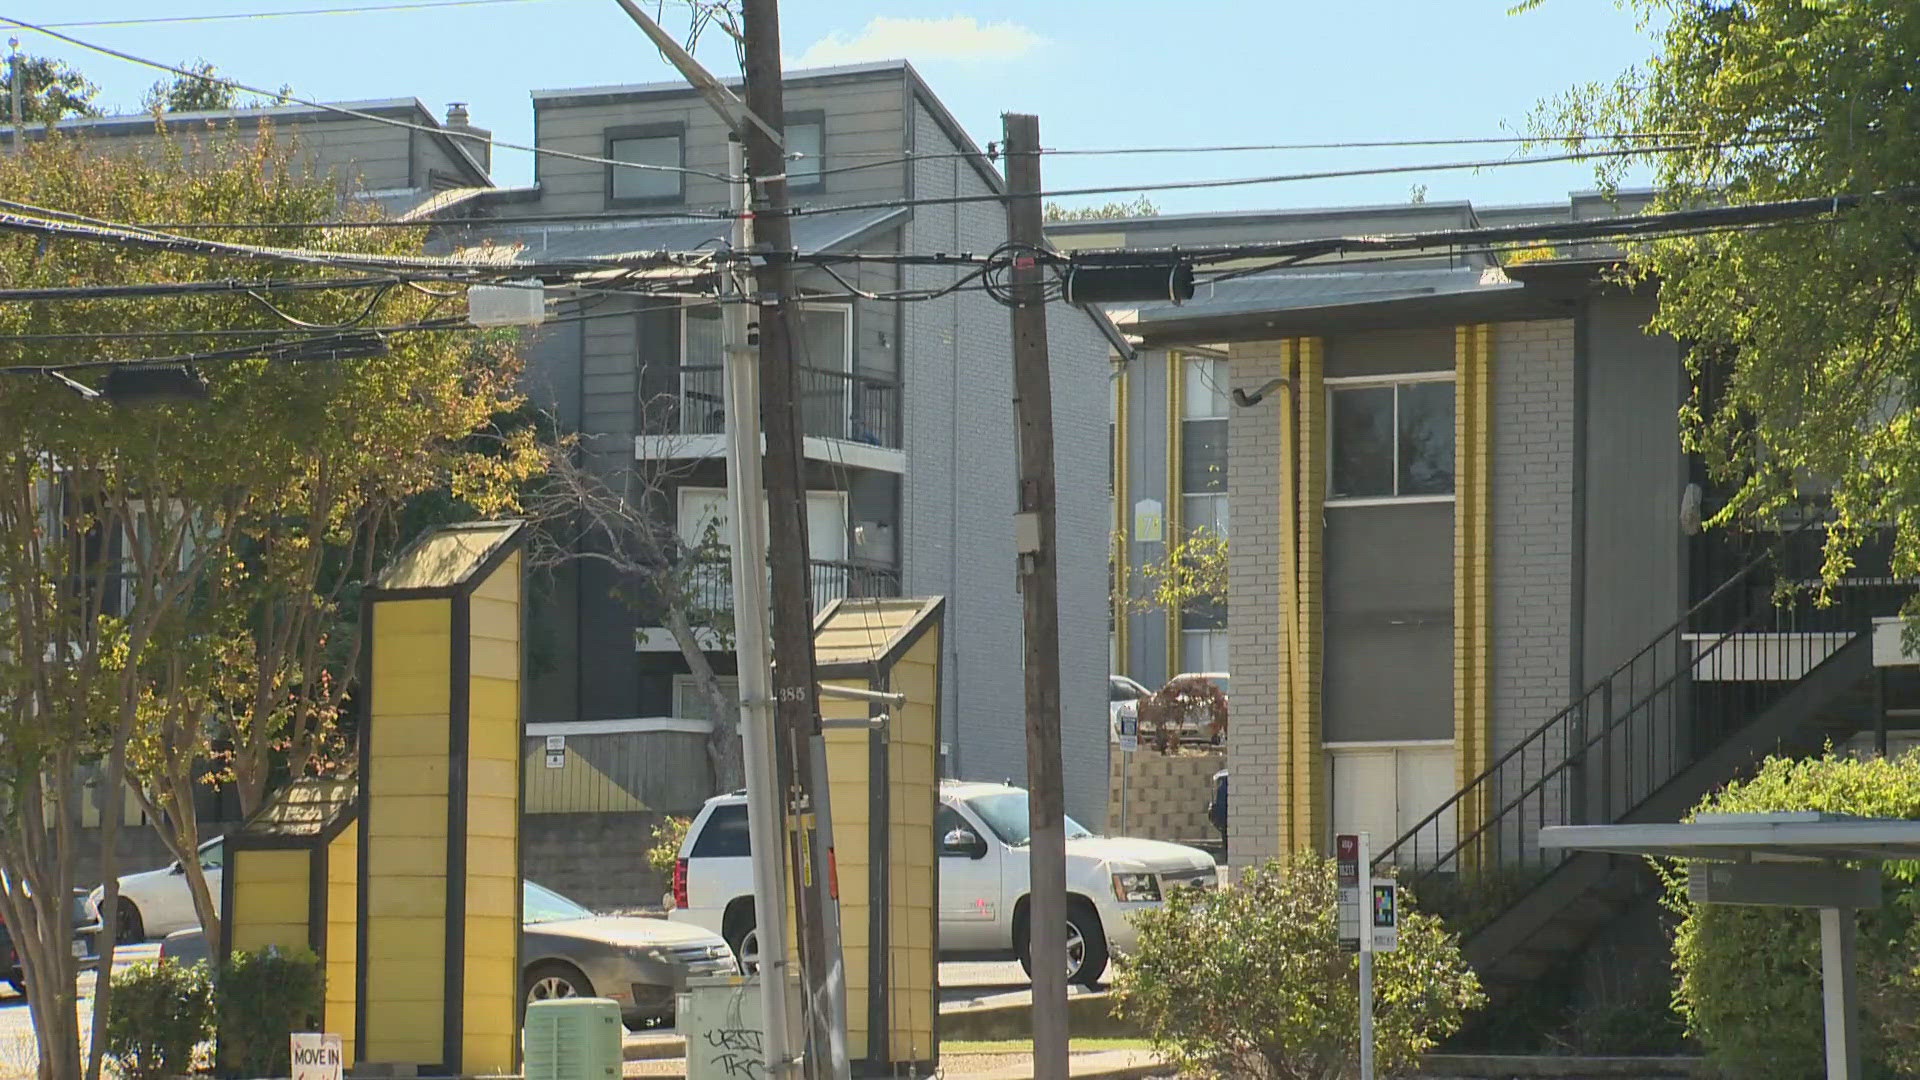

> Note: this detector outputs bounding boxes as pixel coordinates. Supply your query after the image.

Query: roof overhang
[1540,812,1920,864]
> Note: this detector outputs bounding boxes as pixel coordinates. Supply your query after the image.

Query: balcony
[635,558,904,650]
[638,365,903,470]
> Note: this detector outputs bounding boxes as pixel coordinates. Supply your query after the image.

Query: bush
[647,815,692,877]
[1665,750,1920,1079]
[216,946,324,1078]
[1137,674,1228,751]
[1113,852,1483,1078]
[105,959,214,1080]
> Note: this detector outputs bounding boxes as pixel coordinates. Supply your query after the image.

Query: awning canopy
[1539,811,1920,863]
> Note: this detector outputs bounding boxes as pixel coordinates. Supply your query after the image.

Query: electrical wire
[41,0,561,29]
[0,274,404,302]
[0,16,741,183]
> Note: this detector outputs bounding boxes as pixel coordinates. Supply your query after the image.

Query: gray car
[159,879,734,1030]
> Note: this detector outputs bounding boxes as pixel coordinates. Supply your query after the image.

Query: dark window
[607,123,684,204]
[1330,380,1454,499]
[1180,418,1227,494]
[787,111,824,192]
[691,803,752,857]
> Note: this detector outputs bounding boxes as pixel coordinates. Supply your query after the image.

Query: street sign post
[1337,833,1376,1080]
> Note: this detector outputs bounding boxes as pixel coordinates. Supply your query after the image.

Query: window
[674,675,739,722]
[1329,377,1454,501]
[787,112,824,191]
[691,803,753,857]
[1180,629,1228,675]
[1180,356,1228,533]
[607,124,683,204]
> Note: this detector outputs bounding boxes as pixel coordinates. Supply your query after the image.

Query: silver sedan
[159,879,735,1030]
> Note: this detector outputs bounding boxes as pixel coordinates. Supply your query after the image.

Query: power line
[40,0,562,29]
[0,16,741,183]
[0,274,404,302]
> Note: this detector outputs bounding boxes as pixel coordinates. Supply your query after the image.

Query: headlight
[1111,872,1161,903]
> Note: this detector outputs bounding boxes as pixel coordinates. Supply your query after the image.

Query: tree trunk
[664,606,743,792]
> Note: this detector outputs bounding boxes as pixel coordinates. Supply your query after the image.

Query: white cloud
[793,16,1044,68]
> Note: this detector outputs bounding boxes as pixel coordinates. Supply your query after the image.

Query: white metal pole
[1819,906,1861,1080]
[1358,831,1375,1080]
[722,136,799,1080]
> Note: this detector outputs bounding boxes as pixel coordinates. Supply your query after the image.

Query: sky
[2,0,1666,217]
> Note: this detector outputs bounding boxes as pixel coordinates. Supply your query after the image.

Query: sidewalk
[620,1042,1175,1079]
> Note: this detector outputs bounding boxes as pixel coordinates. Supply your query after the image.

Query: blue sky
[4,0,1663,215]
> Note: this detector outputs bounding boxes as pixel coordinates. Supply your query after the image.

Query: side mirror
[941,828,987,860]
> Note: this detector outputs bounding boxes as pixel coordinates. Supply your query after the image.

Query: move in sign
[290,1033,343,1080]
[1370,879,1398,952]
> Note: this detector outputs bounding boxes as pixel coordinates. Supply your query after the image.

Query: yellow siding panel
[372,674,451,719]
[368,758,450,798]
[373,598,452,637]
[366,881,448,921]
[469,677,520,724]
[467,759,517,799]
[471,551,520,603]
[470,638,518,680]
[367,716,453,757]
[469,595,518,642]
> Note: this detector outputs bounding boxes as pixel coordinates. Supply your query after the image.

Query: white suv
[667,780,1217,985]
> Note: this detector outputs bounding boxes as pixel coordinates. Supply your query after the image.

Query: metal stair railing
[1371,527,1907,937]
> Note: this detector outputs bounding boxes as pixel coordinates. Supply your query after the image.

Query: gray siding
[1325,328,1454,378]
[528,77,907,215]
[52,113,428,193]
[1579,296,1685,683]
[1121,348,1172,689]
[900,100,1109,827]
[1322,502,1453,743]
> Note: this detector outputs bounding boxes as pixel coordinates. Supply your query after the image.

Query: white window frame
[673,674,739,722]
[1326,739,1457,865]
[1324,371,1457,508]
[1178,627,1229,675]
[676,486,849,561]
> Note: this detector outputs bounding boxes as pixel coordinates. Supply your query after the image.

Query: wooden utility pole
[1002,112,1071,1080]
[738,3,843,1077]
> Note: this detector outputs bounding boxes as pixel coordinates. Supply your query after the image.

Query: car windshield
[964,792,1092,847]
[523,880,593,924]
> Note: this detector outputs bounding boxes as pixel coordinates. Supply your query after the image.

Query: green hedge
[217,946,325,1078]
[1666,750,1920,1079]
[105,960,214,1080]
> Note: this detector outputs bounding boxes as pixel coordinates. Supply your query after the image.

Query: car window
[524,880,593,924]
[198,838,224,869]
[691,803,752,858]
[1108,679,1132,703]
[963,792,1092,847]
[935,806,977,854]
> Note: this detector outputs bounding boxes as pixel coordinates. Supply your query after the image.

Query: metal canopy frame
[1541,812,1920,1080]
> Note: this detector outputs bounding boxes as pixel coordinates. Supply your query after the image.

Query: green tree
[0,51,101,123]
[139,59,291,114]
[1043,195,1158,223]
[0,128,532,1078]
[1114,852,1483,1078]
[1530,0,1920,587]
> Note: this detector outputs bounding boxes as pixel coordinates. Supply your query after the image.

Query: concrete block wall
[1491,319,1576,832]
[1225,341,1287,867]
[523,810,670,910]
[1107,749,1225,842]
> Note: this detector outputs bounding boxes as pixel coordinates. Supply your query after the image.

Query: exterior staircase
[1373,527,1907,999]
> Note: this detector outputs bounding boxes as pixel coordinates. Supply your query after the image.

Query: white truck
[667,780,1217,985]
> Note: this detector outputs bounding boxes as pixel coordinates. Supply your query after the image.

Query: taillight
[672,857,689,910]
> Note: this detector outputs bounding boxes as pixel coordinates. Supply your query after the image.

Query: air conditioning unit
[683,972,805,1080]
[524,997,622,1080]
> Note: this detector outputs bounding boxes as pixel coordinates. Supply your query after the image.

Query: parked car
[0,889,103,996]
[157,879,732,1030]
[1107,675,1151,743]
[89,834,223,945]
[1152,672,1231,745]
[668,781,1217,986]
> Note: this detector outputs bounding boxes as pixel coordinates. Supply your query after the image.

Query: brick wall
[1107,749,1225,842]
[1490,320,1576,829]
[523,810,671,911]
[1225,341,1288,868]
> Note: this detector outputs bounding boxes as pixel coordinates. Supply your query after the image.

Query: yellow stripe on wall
[1452,325,1495,846]
[1113,365,1130,672]
[1291,338,1327,853]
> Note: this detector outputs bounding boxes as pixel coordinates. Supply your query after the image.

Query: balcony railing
[670,557,903,621]
[671,365,900,450]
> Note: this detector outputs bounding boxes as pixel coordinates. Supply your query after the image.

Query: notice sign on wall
[545,733,566,769]
[290,1033,343,1080]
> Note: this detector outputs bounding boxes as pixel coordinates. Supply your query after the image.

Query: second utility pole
[1002,112,1071,1080]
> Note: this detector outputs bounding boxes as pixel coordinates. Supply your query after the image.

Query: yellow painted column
[1452,325,1495,846]
[1113,366,1131,671]
[1289,337,1328,853]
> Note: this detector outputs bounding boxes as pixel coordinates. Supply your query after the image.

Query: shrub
[1113,852,1483,1079]
[104,959,214,1080]
[1137,674,1228,751]
[1664,750,1920,1079]
[216,945,324,1078]
[647,815,692,878]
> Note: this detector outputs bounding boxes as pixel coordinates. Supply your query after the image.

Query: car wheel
[1017,898,1109,988]
[523,961,592,1009]
[114,900,144,946]
[729,926,760,976]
